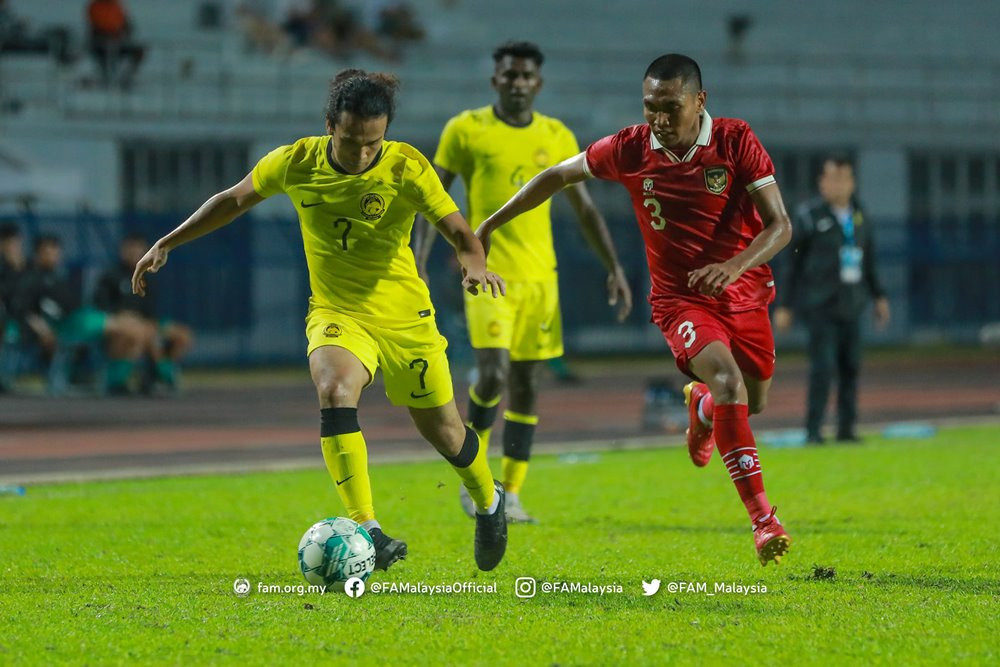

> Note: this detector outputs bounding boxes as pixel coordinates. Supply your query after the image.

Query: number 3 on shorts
[677,321,696,349]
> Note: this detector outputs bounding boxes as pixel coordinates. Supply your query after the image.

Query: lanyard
[837,209,856,247]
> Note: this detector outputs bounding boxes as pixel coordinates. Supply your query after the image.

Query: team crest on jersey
[487,321,502,337]
[533,148,550,168]
[323,324,342,338]
[643,178,654,193]
[359,193,386,220]
[704,167,728,195]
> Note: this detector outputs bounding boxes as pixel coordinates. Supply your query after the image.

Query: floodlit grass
[2,425,998,664]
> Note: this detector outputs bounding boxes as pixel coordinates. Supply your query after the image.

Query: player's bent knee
[478,363,507,395]
[749,395,767,415]
[709,371,744,404]
[315,377,361,407]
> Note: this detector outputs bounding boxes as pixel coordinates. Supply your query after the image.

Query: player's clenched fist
[132,242,170,296]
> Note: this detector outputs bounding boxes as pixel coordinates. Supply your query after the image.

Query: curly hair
[325,69,400,127]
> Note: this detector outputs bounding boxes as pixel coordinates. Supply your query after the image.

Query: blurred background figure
[277,0,315,53]
[93,233,194,393]
[0,221,26,391]
[233,0,291,58]
[8,233,153,394]
[0,0,73,64]
[86,0,145,88]
[313,0,423,62]
[372,1,425,55]
[774,155,890,444]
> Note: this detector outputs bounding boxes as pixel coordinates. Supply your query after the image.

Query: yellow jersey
[434,106,580,282]
[252,136,459,325]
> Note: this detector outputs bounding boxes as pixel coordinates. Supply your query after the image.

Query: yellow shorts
[464,277,563,361]
[305,305,454,409]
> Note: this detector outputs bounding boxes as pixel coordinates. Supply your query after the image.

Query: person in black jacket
[0,222,27,388]
[0,222,26,333]
[774,155,890,443]
[93,233,193,390]
[11,233,152,393]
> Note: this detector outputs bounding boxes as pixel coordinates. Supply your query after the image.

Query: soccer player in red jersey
[476,54,793,565]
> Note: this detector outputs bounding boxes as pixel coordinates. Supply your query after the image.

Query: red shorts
[652,302,775,381]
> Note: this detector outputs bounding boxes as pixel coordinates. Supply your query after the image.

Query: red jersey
[584,112,777,312]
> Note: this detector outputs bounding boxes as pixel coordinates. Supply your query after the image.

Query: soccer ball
[297,517,376,587]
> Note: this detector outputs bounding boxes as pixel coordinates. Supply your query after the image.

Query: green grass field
[2,424,998,665]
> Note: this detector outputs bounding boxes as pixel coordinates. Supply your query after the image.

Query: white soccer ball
[297,517,376,587]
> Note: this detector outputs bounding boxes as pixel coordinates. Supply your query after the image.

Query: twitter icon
[642,579,661,596]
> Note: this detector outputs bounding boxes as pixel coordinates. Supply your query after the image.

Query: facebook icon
[344,577,366,598]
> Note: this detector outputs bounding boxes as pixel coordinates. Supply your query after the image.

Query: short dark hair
[34,233,60,251]
[644,53,702,91]
[823,152,854,171]
[324,69,400,127]
[0,221,21,240]
[492,40,544,67]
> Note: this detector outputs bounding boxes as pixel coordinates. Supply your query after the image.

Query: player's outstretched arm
[433,210,505,298]
[132,173,263,296]
[687,183,793,297]
[412,166,457,283]
[476,153,590,247]
[563,182,633,322]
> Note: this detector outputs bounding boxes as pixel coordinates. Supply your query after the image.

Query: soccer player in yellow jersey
[414,42,632,523]
[131,70,509,572]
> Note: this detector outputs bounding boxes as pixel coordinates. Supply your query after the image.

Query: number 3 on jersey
[643,197,667,230]
[677,321,696,349]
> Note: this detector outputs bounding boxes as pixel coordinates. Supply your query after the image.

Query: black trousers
[805,313,862,439]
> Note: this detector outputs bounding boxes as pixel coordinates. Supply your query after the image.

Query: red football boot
[683,382,715,467]
[753,507,791,566]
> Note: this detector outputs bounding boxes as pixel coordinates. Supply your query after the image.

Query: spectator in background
[234,1,291,57]
[0,221,26,389]
[276,0,315,50]
[774,155,890,444]
[87,0,145,88]
[11,233,153,394]
[314,0,423,62]
[313,0,392,61]
[0,0,74,64]
[93,233,193,391]
[375,1,424,49]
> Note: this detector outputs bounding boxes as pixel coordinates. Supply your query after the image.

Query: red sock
[713,403,771,521]
[697,385,715,425]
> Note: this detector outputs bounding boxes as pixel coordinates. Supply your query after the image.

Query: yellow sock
[320,432,374,523]
[471,425,493,452]
[501,410,537,495]
[467,386,500,454]
[501,457,529,495]
[450,427,495,512]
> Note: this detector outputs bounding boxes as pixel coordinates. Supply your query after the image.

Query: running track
[1,351,997,482]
